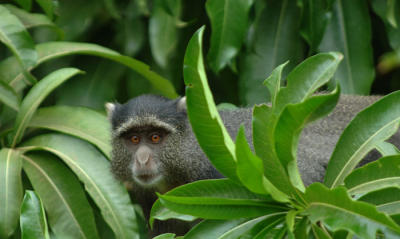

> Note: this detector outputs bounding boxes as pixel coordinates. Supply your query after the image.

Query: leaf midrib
[22,155,87,239]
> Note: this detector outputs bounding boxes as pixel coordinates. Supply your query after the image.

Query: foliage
[150,27,400,238]
[1,0,400,238]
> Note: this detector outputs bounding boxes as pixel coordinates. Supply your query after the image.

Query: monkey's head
[106,95,187,191]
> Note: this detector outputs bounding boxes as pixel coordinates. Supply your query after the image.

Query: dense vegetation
[0,0,400,238]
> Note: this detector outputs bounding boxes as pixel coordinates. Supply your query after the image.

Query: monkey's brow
[115,116,177,137]
[119,125,170,138]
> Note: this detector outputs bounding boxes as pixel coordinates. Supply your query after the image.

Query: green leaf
[22,153,99,239]
[183,26,238,181]
[11,68,82,147]
[36,0,55,19]
[275,88,340,191]
[319,0,374,94]
[149,0,181,68]
[359,187,400,216]
[235,125,289,202]
[20,134,139,239]
[13,0,32,11]
[299,0,332,53]
[252,104,294,196]
[20,190,49,239]
[103,0,121,19]
[305,183,400,239]
[311,224,332,239]
[153,233,176,239]
[376,141,400,157]
[185,219,249,239]
[345,155,400,196]
[154,179,287,220]
[238,0,304,105]
[218,215,286,239]
[150,199,197,228]
[28,106,111,158]
[324,91,400,188]
[275,52,342,113]
[263,61,287,106]
[0,5,37,84]
[206,0,253,72]
[371,0,400,51]
[3,4,61,37]
[0,41,177,98]
[0,80,20,111]
[0,148,22,238]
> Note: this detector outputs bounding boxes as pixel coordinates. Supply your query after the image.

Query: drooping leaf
[0,148,22,238]
[324,91,400,188]
[20,134,139,239]
[3,4,61,38]
[20,190,49,239]
[0,41,177,98]
[0,80,20,111]
[0,5,37,84]
[319,0,374,94]
[305,183,400,239]
[185,219,249,239]
[359,187,400,216]
[299,0,332,53]
[150,199,197,228]
[275,88,340,191]
[206,0,253,72]
[22,153,99,239]
[11,68,82,147]
[238,0,304,105]
[183,26,238,181]
[153,233,176,239]
[149,0,181,68]
[153,179,287,220]
[345,155,400,196]
[55,59,125,111]
[28,106,111,158]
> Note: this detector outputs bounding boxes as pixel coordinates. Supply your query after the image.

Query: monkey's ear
[105,102,117,119]
[177,96,187,112]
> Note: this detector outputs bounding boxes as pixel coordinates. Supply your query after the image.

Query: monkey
[106,94,400,236]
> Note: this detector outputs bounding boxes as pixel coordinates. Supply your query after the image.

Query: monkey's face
[121,127,170,188]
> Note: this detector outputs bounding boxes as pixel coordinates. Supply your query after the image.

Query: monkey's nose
[137,155,151,166]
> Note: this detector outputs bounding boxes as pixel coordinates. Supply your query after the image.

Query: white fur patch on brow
[115,115,176,137]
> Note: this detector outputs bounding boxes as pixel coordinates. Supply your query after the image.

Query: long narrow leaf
[275,88,340,191]
[325,91,400,188]
[345,155,400,196]
[0,41,177,98]
[0,80,20,111]
[0,148,22,238]
[20,134,139,239]
[206,0,253,72]
[305,183,400,239]
[154,179,287,220]
[20,190,50,239]
[22,153,99,239]
[0,5,37,84]
[319,0,374,94]
[359,187,400,216]
[185,219,249,239]
[183,26,238,181]
[11,68,82,147]
[28,106,111,158]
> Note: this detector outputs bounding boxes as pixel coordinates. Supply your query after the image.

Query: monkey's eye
[131,135,140,144]
[151,134,161,143]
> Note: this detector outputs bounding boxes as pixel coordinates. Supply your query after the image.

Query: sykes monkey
[106,94,400,236]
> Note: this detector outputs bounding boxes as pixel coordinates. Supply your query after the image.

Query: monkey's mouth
[134,173,162,186]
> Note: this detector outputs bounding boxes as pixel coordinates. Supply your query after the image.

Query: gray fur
[107,94,399,236]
